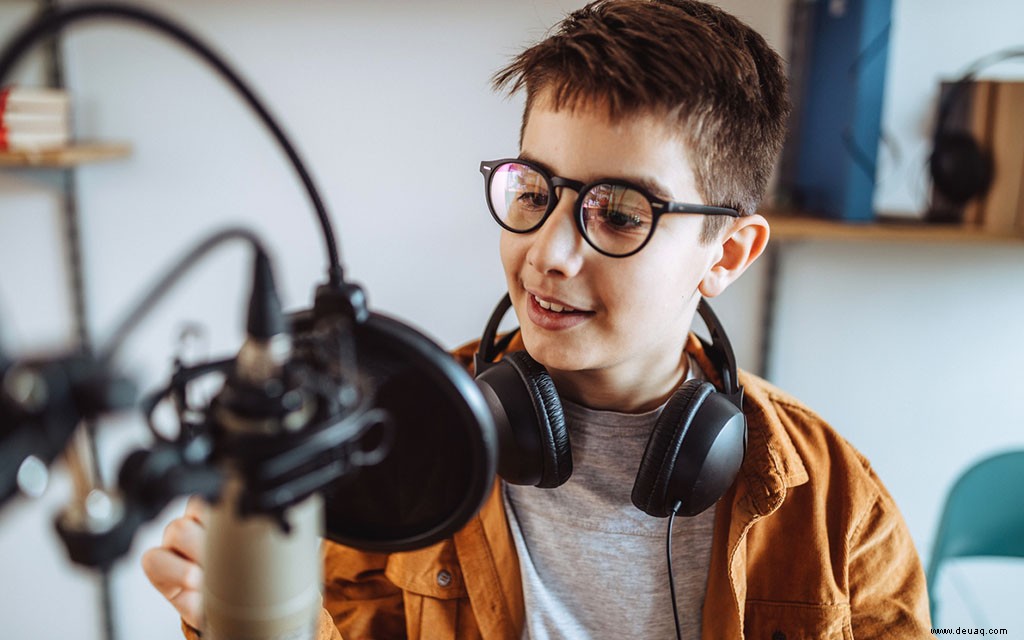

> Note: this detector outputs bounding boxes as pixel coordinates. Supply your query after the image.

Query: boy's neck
[546,342,692,414]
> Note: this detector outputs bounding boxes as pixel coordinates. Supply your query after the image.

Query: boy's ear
[698,214,770,298]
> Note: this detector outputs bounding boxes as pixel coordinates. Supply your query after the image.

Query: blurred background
[0,0,1022,637]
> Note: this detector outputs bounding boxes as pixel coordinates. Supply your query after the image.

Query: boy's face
[500,95,724,403]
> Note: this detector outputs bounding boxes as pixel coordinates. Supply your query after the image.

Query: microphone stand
[0,6,490,639]
[0,228,391,639]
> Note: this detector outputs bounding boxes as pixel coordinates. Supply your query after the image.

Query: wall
[844,0,1024,628]
[0,1,1019,638]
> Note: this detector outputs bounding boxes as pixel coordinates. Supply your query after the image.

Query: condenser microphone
[202,253,323,640]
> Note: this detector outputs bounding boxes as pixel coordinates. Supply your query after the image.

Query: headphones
[473,293,746,518]
[929,48,1024,208]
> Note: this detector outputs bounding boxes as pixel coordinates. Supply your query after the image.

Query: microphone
[199,253,502,635]
[202,252,323,640]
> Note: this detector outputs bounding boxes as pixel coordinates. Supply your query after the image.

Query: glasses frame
[479,157,740,258]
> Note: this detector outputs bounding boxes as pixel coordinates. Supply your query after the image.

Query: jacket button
[771,632,786,640]
[437,569,452,587]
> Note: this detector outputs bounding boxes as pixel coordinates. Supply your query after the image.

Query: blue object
[792,0,893,221]
[926,450,1024,624]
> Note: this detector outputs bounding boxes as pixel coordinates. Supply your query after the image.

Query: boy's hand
[141,496,209,631]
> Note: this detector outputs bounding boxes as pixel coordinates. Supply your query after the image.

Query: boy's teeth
[536,297,575,313]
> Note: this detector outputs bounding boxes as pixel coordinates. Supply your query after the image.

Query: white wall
[826,0,1024,629]
[0,1,1020,638]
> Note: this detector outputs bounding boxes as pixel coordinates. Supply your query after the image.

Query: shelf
[0,142,131,168]
[768,213,1024,245]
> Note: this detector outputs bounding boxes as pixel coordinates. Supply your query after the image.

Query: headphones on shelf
[929,48,1024,208]
[472,293,746,518]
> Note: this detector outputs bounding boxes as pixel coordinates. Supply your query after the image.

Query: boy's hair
[492,0,790,243]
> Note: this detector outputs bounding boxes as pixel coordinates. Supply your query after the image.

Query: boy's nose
[525,193,586,278]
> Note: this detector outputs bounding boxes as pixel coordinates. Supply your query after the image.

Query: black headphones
[929,48,1024,209]
[473,293,746,518]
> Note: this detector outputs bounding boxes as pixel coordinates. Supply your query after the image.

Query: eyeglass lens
[487,161,654,256]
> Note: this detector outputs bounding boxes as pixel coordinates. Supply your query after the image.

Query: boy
[144,1,933,637]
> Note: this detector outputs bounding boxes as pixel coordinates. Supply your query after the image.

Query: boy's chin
[522,339,595,375]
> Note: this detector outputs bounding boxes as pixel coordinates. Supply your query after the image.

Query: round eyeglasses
[479,158,739,258]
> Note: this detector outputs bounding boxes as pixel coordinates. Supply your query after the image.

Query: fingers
[184,495,210,527]
[142,498,213,631]
[142,547,203,593]
[162,513,207,568]
[141,547,205,630]
[170,589,205,632]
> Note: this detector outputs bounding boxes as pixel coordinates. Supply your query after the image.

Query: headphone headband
[476,293,513,367]
[695,298,740,397]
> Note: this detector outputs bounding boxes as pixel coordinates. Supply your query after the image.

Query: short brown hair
[491,0,790,242]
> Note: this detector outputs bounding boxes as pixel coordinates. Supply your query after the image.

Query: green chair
[926,450,1024,623]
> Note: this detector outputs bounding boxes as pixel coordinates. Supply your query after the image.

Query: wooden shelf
[768,213,1024,245]
[0,142,131,168]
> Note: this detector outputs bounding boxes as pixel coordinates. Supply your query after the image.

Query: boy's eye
[517,191,550,209]
[604,209,643,229]
[584,207,647,233]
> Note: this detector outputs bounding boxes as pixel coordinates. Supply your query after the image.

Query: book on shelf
[0,110,70,130]
[962,81,995,226]
[780,0,893,222]
[982,81,1024,234]
[928,80,995,226]
[0,86,70,115]
[0,129,70,151]
[0,85,71,151]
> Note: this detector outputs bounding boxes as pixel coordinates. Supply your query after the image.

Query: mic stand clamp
[57,432,225,568]
[0,352,134,509]
[209,363,392,532]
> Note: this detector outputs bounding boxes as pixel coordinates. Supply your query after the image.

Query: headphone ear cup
[633,380,711,517]
[930,131,994,205]
[632,380,746,518]
[475,351,571,488]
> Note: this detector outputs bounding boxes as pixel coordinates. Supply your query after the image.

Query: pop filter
[318,311,497,552]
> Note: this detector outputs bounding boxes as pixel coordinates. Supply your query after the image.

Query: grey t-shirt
[504,357,716,640]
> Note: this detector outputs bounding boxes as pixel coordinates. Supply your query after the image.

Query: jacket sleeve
[181,609,343,640]
[320,539,405,640]
[847,470,933,638]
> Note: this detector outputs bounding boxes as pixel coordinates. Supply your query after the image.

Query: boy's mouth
[534,296,578,313]
[526,293,593,330]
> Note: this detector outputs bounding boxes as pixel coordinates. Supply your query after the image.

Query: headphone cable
[666,500,683,640]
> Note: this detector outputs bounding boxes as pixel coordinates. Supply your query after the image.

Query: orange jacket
[188,334,932,639]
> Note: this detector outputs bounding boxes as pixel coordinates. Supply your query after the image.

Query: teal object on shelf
[926,450,1024,623]
[788,0,893,221]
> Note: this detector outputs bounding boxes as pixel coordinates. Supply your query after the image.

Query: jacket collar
[684,334,810,639]
[684,333,809,515]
